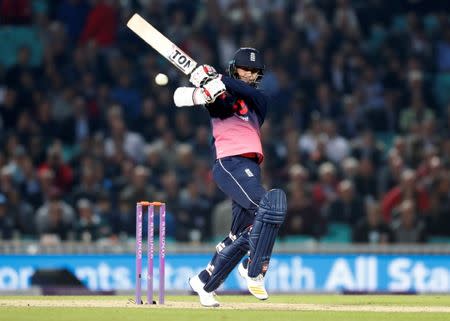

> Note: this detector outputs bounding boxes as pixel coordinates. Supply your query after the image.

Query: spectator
[340,157,359,182]
[51,87,76,123]
[0,89,20,130]
[38,144,74,193]
[324,180,365,224]
[428,172,450,236]
[352,201,393,244]
[381,168,430,223]
[4,145,27,186]
[400,92,435,133]
[211,199,232,240]
[119,165,154,205]
[299,114,323,156]
[75,198,101,241]
[7,188,34,237]
[292,1,328,45]
[35,197,76,241]
[391,199,428,243]
[418,119,440,154]
[175,144,195,187]
[131,97,158,141]
[323,119,350,164]
[329,53,351,95]
[79,0,118,47]
[377,150,405,197]
[282,186,325,238]
[177,181,212,242]
[143,144,166,189]
[286,163,310,195]
[174,111,195,142]
[417,154,442,192]
[313,83,341,120]
[312,162,338,213]
[35,100,60,143]
[333,0,360,38]
[93,191,114,240]
[338,95,365,138]
[366,90,400,132]
[0,1,449,243]
[0,193,14,240]
[104,106,146,163]
[351,130,384,168]
[60,95,95,145]
[155,171,181,235]
[304,135,331,180]
[358,66,384,110]
[354,158,378,200]
[56,0,91,43]
[70,165,104,206]
[436,28,450,72]
[110,73,141,121]
[191,125,213,162]
[15,111,39,146]
[111,194,134,239]
[5,46,35,88]
[152,131,180,169]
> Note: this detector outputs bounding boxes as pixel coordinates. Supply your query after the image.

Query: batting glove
[202,78,226,103]
[189,64,218,87]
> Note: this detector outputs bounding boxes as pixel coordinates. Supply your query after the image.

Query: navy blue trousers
[197,156,267,291]
[212,156,266,236]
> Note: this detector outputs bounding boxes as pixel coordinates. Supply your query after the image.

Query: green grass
[0,295,449,321]
[172,294,450,306]
[1,308,448,321]
[3,295,450,306]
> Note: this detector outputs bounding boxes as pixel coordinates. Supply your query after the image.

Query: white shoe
[188,275,220,307]
[238,262,269,300]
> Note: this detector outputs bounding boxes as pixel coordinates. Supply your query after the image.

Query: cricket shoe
[188,275,220,307]
[238,261,269,300]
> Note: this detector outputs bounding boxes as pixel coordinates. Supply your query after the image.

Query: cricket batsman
[173,48,287,307]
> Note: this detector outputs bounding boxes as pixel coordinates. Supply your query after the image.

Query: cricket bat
[126,13,197,75]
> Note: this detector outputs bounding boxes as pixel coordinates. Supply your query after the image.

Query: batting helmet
[228,47,265,85]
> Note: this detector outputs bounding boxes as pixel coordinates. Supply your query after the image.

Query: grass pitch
[0,295,449,321]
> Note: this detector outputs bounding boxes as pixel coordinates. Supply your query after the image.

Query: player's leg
[189,204,255,306]
[200,202,254,292]
[196,201,254,284]
[190,157,265,303]
[238,189,287,299]
[248,189,287,276]
[214,157,265,214]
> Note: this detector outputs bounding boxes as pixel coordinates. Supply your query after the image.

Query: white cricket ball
[155,73,168,86]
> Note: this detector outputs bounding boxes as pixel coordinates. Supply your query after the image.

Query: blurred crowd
[0,0,449,244]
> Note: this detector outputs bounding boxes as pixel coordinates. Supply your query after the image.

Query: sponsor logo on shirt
[236,114,249,121]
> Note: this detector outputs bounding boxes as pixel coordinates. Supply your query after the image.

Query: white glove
[174,87,206,107]
[202,78,226,103]
[173,79,226,107]
[189,64,218,87]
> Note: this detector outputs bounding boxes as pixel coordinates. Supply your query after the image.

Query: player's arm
[173,79,225,107]
[189,65,267,111]
[220,75,267,116]
[173,87,208,107]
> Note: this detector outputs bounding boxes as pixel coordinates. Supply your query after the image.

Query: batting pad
[248,189,287,277]
[203,230,250,292]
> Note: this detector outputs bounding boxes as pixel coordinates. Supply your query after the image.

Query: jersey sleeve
[221,75,267,119]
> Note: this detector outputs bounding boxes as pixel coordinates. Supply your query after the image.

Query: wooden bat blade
[126,13,197,75]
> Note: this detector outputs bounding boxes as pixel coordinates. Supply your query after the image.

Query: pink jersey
[206,75,268,163]
[211,110,264,162]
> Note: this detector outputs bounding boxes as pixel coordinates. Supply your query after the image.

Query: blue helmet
[228,47,265,85]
